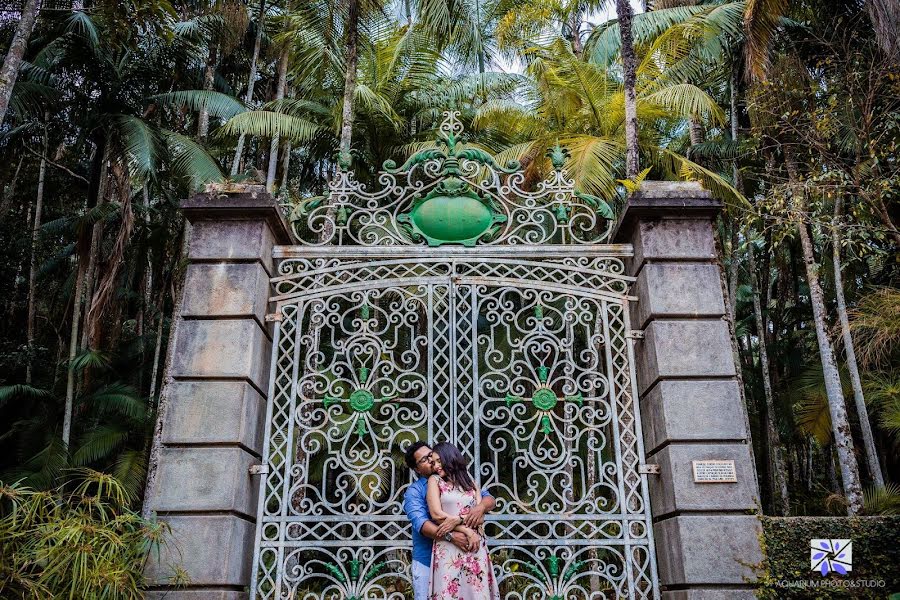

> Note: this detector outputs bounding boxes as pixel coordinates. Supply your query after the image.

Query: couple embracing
[403,441,501,600]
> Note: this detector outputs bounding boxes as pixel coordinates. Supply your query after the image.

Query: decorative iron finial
[337,148,353,171]
[547,141,570,171]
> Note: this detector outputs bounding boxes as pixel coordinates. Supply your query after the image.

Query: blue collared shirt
[403,476,491,567]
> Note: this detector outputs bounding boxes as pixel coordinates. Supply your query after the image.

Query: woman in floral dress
[426,442,500,600]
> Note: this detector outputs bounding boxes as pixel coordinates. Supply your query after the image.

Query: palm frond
[111,449,148,501]
[849,287,900,369]
[66,10,101,50]
[863,482,900,516]
[70,426,130,466]
[68,350,112,373]
[652,147,748,209]
[641,83,726,124]
[586,4,726,67]
[744,0,788,79]
[219,111,322,142]
[8,81,56,121]
[80,383,147,422]
[0,385,54,408]
[110,114,163,182]
[161,129,224,190]
[152,90,247,120]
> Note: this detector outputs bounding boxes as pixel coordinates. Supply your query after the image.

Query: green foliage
[863,483,900,516]
[757,516,900,598]
[0,471,182,599]
[850,288,900,370]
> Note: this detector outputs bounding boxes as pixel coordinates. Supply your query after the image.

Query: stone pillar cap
[181,184,295,244]
[612,180,722,243]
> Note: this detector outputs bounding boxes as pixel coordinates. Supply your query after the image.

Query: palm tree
[339,0,361,164]
[615,0,639,177]
[474,38,740,204]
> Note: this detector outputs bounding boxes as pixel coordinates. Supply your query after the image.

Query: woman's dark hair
[432,442,476,492]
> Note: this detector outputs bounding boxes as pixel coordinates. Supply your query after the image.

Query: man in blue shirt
[403,441,496,600]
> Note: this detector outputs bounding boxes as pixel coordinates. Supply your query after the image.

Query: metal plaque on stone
[692,459,738,483]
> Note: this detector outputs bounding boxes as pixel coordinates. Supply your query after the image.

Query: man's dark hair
[404,440,430,470]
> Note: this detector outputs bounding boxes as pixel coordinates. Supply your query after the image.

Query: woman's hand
[435,515,462,538]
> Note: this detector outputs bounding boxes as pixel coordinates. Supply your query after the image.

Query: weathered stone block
[147,591,248,600]
[151,447,257,517]
[630,218,718,274]
[172,319,271,392]
[182,262,270,326]
[662,590,756,600]
[648,443,759,516]
[189,220,277,275]
[642,380,748,453]
[145,515,254,587]
[654,515,763,586]
[162,380,265,453]
[636,320,736,395]
[632,263,725,328]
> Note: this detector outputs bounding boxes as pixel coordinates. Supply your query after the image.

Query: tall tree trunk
[1,155,24,218]
[26,114,49,384]
[80,153,110,351]
[787,162,863,515]
[689,117,704,146]
[616,0,639,177]
[266,48,289,192]
[404,0,412,24]
[730,62,743,191]
[137,184,151,389]
[0,0,41,126]
[748,243,790,515]
[338,0,360,164]
[867,0,900,63]
[231,0,267,176]
[197,45,217,140]
[825,444,839,494]
[831,196,883,486]
[280,139,292,191]
[568,10,583,57]
[148,303,165,401]
[728,225,739,320]
[63,258,86,447]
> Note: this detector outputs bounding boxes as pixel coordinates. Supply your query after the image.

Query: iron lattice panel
[250,253,658,599]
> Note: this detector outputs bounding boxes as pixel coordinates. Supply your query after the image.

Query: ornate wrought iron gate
[250,113,659,599]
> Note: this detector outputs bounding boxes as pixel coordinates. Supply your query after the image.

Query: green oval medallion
[532,388,558,411]
[349,389,375,412]
[399,177,505,246]
[412,193,494,243]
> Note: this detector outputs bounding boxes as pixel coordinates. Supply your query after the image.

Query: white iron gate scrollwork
[250,113,659,599]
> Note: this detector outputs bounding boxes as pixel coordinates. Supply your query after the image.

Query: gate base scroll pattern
[250,252,659,599]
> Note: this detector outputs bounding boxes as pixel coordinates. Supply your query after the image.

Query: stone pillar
[614,182,763,599]
[145,187,292,600]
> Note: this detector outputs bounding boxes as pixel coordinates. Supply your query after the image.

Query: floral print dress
[429,478,500,600]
